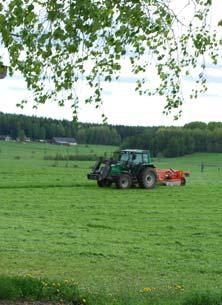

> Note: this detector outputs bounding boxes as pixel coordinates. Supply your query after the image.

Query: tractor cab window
[119,152,129,162]
[133,153,143,164]
[142,153,149,163]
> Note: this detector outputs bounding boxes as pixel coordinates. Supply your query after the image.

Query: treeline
[122,122,222,157]
[0,112,222,157]
[0,112,148,145]
[0,112,76,139]
[0,112,121,144]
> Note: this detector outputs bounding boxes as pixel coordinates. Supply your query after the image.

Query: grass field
[0,141,222,304]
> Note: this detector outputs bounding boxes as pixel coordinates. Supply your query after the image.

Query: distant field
[0,141,116,160]
[0,141,222,304]
[0,142,116,188]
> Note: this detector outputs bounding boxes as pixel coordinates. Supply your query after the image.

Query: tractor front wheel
[138,168,157,189]
[97,179,112,187]
[116,174,132,189]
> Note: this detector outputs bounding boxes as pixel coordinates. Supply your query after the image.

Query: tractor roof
[121,149,150,154]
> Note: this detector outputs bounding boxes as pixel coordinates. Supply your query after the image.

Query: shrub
[0,275,80,302]
[44,154,98,161]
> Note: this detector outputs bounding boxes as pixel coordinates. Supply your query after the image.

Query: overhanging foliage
[0,0,221,119]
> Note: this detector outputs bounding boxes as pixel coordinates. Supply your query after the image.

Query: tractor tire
[100,165,110,180]
[116,174,132,189]
[97,179,112,187]
[181,177,186,186]
[138,168,157,189]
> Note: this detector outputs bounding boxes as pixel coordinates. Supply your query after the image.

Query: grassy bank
[1,275,222,305]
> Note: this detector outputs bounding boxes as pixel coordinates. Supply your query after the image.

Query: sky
[0,1,221,127]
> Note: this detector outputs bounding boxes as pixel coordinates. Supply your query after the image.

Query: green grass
[0,142,222,304]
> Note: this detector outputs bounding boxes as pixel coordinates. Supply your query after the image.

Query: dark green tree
[184,122,207,130]
[18,128,26,141]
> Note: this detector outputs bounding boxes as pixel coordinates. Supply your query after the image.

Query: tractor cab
[118,149,152,165]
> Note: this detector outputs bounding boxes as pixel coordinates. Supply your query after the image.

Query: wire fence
[200,162,222,173]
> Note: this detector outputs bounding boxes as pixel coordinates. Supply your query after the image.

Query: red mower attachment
[156,168,190,186]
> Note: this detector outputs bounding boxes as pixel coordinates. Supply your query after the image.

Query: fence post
[201,162,204,173]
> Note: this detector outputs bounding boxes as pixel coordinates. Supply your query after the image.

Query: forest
[0,112,222,157]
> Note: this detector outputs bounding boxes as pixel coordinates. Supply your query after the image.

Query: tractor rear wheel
[116,174,132,189]
[138,168,157,189]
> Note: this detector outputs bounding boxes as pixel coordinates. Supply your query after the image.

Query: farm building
[24,137,31,142]
[16,136,31,142]
[52,137,77,146]
[0,135,11,141]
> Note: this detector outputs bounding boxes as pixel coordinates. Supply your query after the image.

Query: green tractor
[87,149,157,189]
